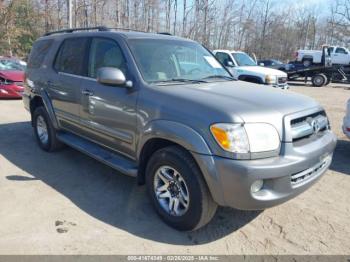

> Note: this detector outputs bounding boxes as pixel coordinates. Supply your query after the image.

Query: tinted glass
[88,38,127,78]
[128,39,230,83]
[54,38,89,75]
[260,60,271,66]
[232,52,256,66]
[215,52,232,66]
[28,39,53,69]
[336,48,347,54]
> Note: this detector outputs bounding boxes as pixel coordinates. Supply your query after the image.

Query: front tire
[146,146,217,231]
[33,106,62,152]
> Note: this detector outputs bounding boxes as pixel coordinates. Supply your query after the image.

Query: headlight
[210,124,249,153]
[210,123,280,154]
[265,75,277,84]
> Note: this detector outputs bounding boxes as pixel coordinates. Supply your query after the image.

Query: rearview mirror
[97,67,132,87]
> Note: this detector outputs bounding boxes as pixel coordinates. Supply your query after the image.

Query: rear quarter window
[27,39,53,69]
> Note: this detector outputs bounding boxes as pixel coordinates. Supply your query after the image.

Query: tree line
[0,0,349,61]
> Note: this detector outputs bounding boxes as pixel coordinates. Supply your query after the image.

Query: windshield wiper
[201,75,235,81]
[153,78,207,84]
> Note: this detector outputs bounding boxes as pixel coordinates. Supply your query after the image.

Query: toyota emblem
[311,119,321,134]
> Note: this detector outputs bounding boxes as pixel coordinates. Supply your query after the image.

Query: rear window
[28,39,53,69]
[54,38,89,76]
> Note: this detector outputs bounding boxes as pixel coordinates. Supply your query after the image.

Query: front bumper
[343,117,350,139]
[272,82,289,89]
[193,130,337,210]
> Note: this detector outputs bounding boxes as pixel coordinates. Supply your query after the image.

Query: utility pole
[67,0,72,28]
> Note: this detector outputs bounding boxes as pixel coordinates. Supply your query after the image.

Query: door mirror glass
[97,67,127,86]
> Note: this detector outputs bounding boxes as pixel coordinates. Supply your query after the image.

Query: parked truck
[213,50,289,89]
[296,46,350,67]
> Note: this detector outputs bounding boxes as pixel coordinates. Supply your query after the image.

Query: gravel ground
[0,84,349,255]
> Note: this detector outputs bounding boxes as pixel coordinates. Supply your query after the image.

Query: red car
[0,58,26,99]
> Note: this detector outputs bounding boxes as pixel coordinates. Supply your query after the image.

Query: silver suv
[23,27,337,231]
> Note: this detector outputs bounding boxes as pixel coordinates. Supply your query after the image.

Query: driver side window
[88,38,127,78]
[335,48,347,54]
[215,52,233,67]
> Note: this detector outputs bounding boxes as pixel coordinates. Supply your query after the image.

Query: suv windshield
[0,59,26,71]
[128,39,231,83]
[232,52,256,66]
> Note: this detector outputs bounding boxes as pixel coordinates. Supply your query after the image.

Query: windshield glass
[0,59,26,71]
[232,52,256,66]
[272,59,283,65]
[128,39,230,83]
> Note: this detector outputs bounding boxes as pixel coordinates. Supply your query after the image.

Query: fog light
[251,180,264,193]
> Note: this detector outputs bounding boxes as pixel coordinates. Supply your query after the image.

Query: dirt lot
[0,84,349,255]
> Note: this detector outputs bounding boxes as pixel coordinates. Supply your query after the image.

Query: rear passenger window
[88,38,127,78]
[28,40,53,69]
[54,38,89,75]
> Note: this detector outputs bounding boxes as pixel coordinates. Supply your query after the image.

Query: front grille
[291,156,331,186]
[291,111,328,142]
[278,77,287,84]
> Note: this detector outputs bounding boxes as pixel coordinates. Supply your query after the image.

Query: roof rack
[158,32,172,36]
[44,26,109,36]
[43,26,149,36]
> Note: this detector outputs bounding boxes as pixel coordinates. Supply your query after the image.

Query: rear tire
[146,146,217,231]
[311,74,327,87]
[33,106,62,152]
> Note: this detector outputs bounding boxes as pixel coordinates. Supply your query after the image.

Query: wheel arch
[29,91,59,129]
[136,120,212,184]
[238,75,264,84]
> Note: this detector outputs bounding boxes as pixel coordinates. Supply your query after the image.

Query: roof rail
[44,26,109,36]
[158,32,172,36]
[43,26,149,36]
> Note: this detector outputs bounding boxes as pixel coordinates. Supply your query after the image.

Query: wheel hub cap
[36,116,49,144]
[154,166,190,216]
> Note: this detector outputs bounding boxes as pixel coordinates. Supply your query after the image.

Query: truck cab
[213,50,289,89]
[296,46,350,66]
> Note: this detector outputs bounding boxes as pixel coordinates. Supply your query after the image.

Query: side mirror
[97,67,132,88]
[226,61,234,67]
[259,62,265,66]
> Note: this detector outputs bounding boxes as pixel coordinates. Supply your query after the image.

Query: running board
[57,132,138,177]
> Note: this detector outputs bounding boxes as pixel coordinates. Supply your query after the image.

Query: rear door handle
[82,89,94,96]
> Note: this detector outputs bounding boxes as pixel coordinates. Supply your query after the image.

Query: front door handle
[82,89,94,96]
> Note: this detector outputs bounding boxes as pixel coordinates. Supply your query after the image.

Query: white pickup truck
[213,50,288,89]
[296,46,350,67]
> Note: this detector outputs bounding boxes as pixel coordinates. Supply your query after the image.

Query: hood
[0,70,24,82]
[237,66,287,76]
[153,80,321,139]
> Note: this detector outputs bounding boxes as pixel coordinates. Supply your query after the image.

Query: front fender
[138,120,226,205]
[137,120,212,158]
